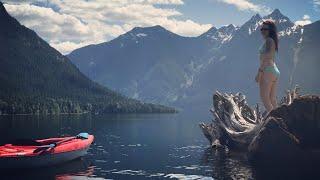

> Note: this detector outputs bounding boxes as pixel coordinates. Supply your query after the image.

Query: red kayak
[0,133,94,168]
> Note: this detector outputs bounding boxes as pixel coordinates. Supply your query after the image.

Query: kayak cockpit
[0,134,94,160]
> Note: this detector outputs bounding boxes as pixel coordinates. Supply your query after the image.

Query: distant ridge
[68,8,320,109]
[0,2,176,114]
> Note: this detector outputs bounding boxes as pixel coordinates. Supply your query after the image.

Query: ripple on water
[98,168,214,180]
[164,173,214,180]
[127,144,142,147]
[112,169,147,176]
[173,165,208,170]
[175,145,207,149]
[95,159,108,163]
[100,169,117,173]
[147,173,166,178]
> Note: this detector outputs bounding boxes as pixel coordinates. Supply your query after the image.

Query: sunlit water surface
[0,112,307,180]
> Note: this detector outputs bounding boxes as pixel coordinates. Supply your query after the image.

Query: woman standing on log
[255,20,280,114]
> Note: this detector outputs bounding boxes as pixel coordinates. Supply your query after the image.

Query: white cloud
[3,0,211,54]
[314,0,320,11]
[145,0,184,4]
[295,14,312,26]
[50,41,95,54]
[216,0,271,14]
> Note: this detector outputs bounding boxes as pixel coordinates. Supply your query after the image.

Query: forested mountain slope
[0,2,176,114]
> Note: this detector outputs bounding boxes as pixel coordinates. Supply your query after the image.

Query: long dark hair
[263,20,278,51]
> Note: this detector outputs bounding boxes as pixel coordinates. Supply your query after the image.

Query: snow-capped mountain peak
[68,9,320,108]
[239,14,263,35]
[249,14,262,23]
[117,25,176,43]
[219,24,238,34]
[131,25,167,32]
[200,24,237,44]
[129,25,170,37]
[263,9,294,31]
[264,9,288,21]
[259,9,296,37]
[199,26,218,38]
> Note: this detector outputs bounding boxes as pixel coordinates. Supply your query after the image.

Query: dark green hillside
[0,2,176,115]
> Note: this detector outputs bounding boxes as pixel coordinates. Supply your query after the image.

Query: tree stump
[199,86,320,165]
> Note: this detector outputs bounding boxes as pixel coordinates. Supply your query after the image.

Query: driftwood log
[200,86,320,165]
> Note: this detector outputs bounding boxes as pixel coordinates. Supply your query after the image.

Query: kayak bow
[0,133,94,168]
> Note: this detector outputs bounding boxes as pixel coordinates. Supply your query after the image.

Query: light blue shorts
[264,65,280,77]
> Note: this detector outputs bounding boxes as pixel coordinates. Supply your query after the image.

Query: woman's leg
[270,79,278,109]
[259,72,276,112]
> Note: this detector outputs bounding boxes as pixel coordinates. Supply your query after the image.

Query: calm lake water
[0,112,312,180]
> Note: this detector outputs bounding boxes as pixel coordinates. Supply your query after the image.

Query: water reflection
[201,148,253,179]
[1,158,93,180]
[3,113,309,179]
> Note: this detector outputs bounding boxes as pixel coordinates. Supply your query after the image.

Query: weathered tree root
[199,86,320,164]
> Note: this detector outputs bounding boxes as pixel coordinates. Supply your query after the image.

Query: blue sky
[3,0,319,54]
[176,0,320,26]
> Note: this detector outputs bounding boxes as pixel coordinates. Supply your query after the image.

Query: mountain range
[68,9,320,110]
[0,2,176,115]
[68,25,211,107]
